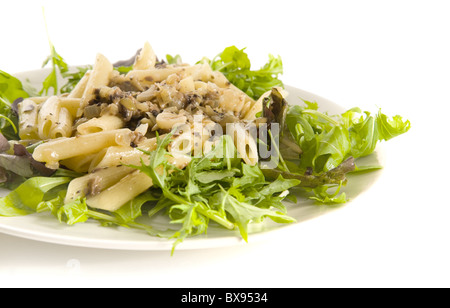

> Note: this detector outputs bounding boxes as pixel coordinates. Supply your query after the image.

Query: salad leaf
[39,42,69,96]
[0,70,29,139]
[308,182,348,205]
[342,107,411,158]
[0,142,57,190]
[39,9,69,96]
[263,87,289,134]
[262,156,356,189]
[201,46,284,100]
[60,65,92,94]
[56,197,91,225]
[276,101,410,204]
[166,54,183,65]
[214,185,296,241]
[0,70,30,105]
[114,190,160,223]
[0,177,71,217]
[130,132,298,251]
[286,103,411,173]
[46,195,156,236]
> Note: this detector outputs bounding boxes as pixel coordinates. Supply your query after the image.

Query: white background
[0,0,449,288]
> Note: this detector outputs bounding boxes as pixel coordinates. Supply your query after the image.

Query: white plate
[0,69,385,251]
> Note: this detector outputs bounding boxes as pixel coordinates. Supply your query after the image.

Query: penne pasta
[59,98,82,117]
[76,115,124,135]
[85,170,153,212]
[26,96,50,104]
[126,64,207,87]
[177,75,195,93]
[17,98,39,140]
[156,112,187,131]
[50,107,73,139]
[64,165,137,204]
[15,42,279,213]
[78,53,113,117]
[1,39,410,253]
[37,96,60,140]
[61,153,97,173]
[133,41,157,70]
[226,122,258,166]
[32,128,134,169]
[89,145,148,171]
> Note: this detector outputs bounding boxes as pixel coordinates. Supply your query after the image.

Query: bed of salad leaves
[0,39,410,252]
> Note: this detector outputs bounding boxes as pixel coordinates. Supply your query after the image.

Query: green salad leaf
[130,132,298,252]
[37,193,157,236]
[39,8,69,96]
[286,103,411,174]
[255,89,410,204]
[0,70,29,139]
[60,65,92,94]
[0,177,71,217]
[0,70,30,105]
[342,107,411,158]
[166,54,183,65]
[201,46,284,100]
[39,41,69,96]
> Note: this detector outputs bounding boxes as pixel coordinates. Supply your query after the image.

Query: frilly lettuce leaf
[286,103,410,174]
[130,133,299,252]
[201,46,284,100]
[342,107,411,158]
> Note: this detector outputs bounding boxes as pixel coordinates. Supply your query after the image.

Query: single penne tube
[18,98,39,140]
[26,96,50,104]
[155,112,187,130]
[189,63,215,82]
[68,70,91,98]
[133,41,157,70]
[219,86,255,118]
[226,122,258,166]
[209,71,231,88]
[88,145,149,171]
[59,97,82,117]
[168,130,194,157]
[78,53,113,116]
[90,131,178,171]
[168,152,192,171]
[239,100,255,120]
[76,115,124,135]
[126,66,186,85]
[202,137,221,155]
[177,75,195,93]
[218,88,248,115]
[208,70,255,118]
[135,123,149,136]
[50,107,73,139]
[37,96,60,140]
[85,170,153,212]
[88,136,158,171]
[32,128,133,169]
[242,98,263,121]
[61,153,98,173]
[126,64,203,86]
[64,165,136,203]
